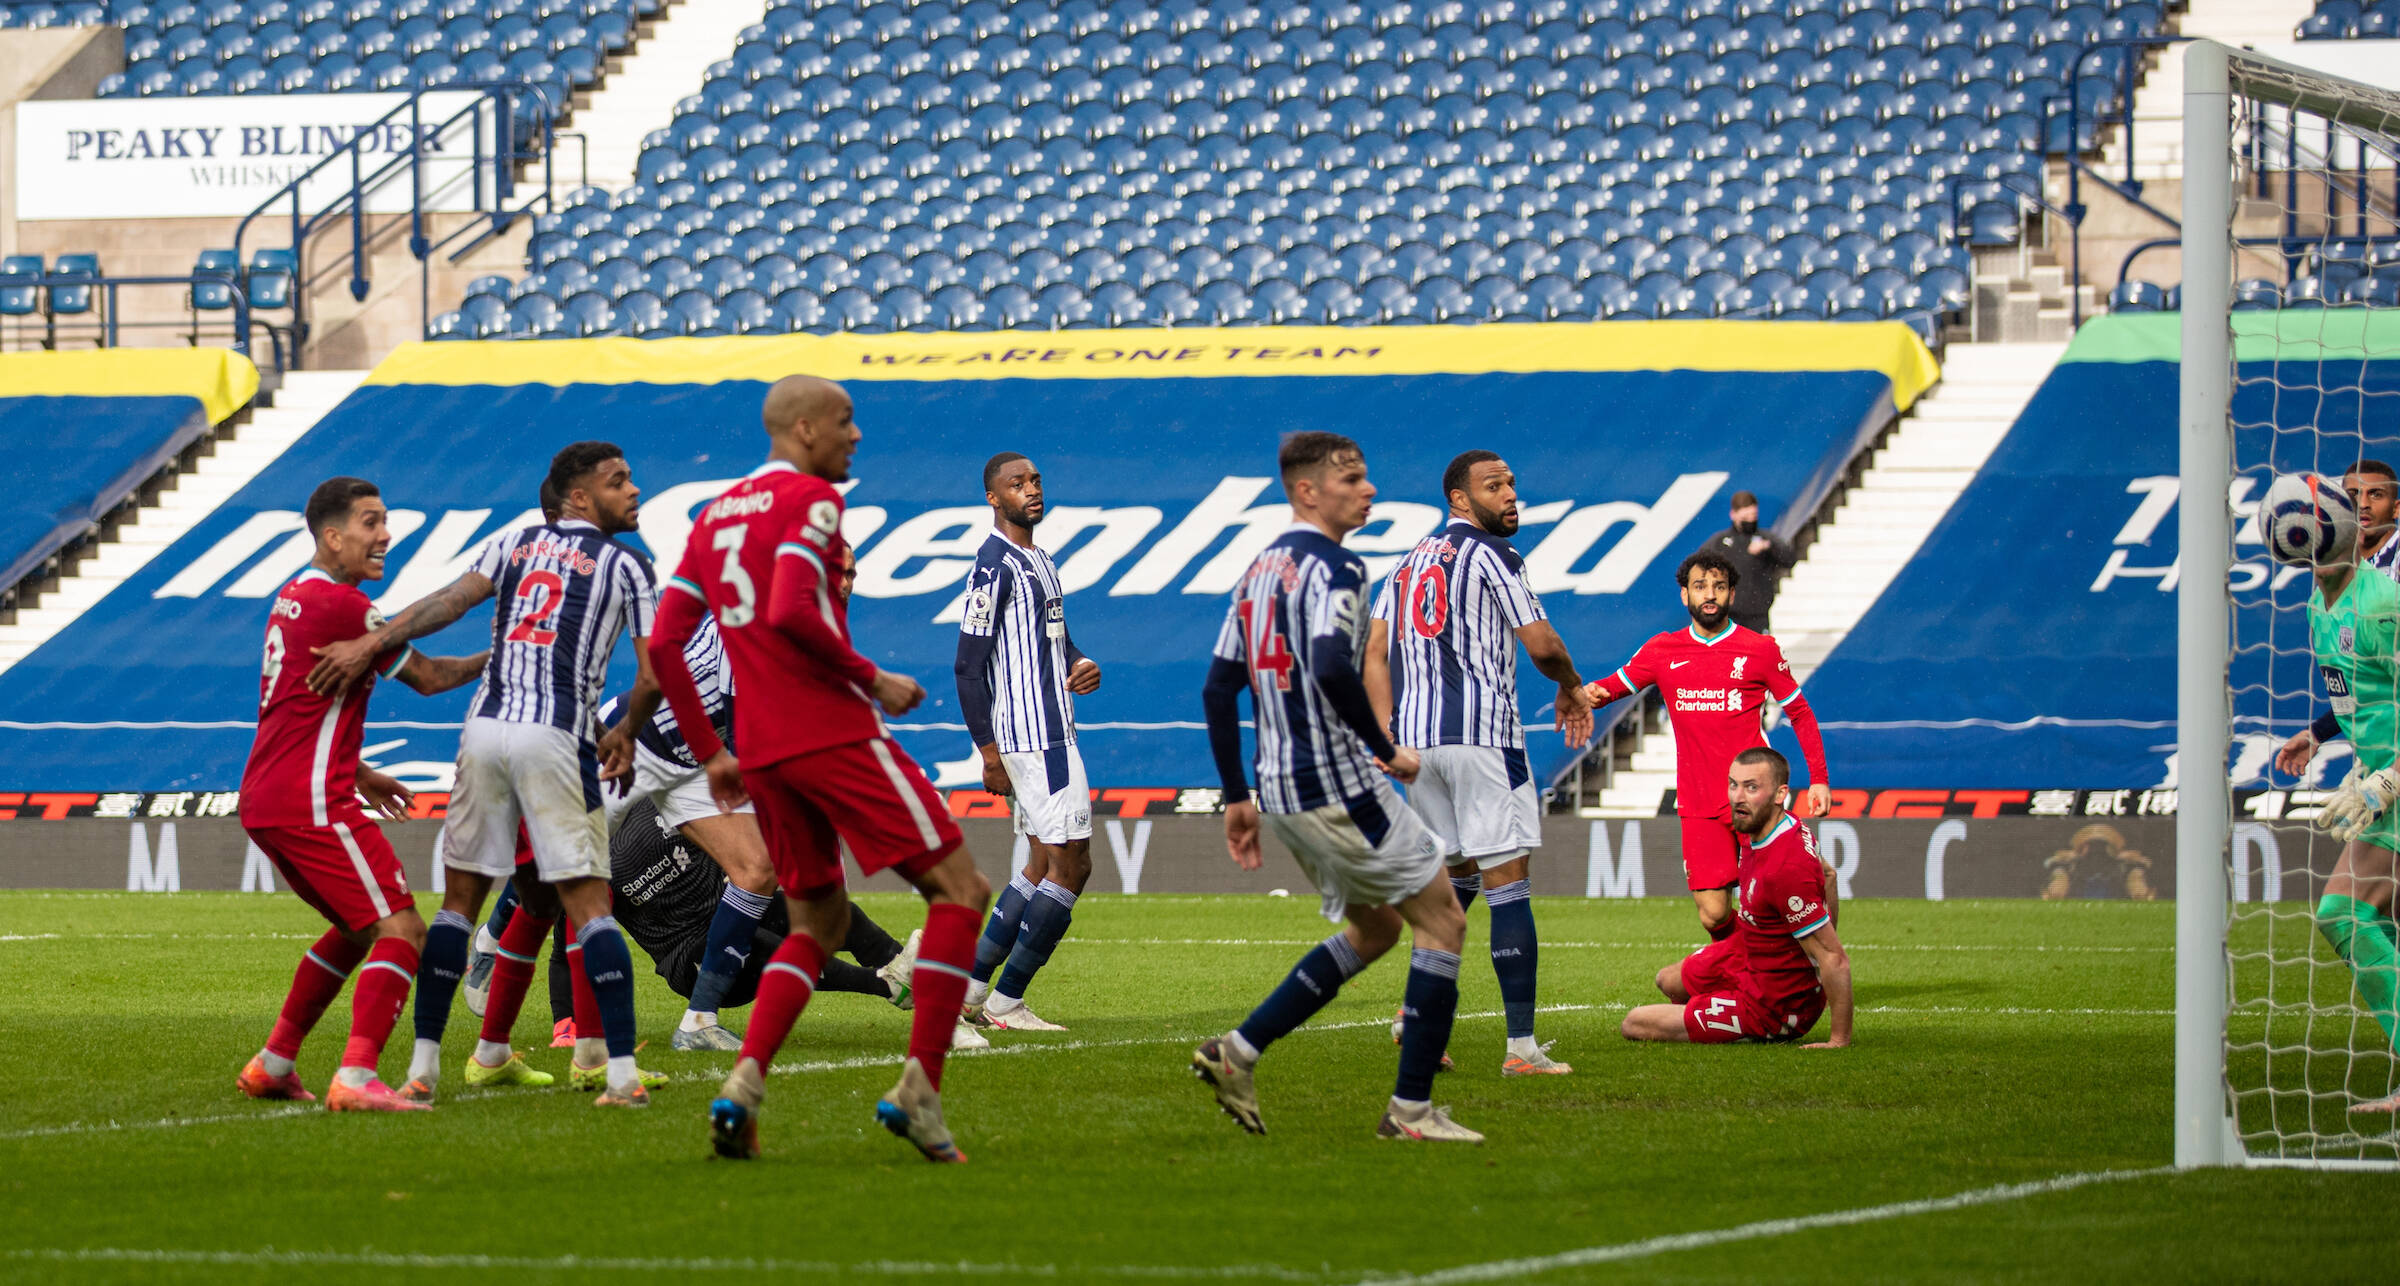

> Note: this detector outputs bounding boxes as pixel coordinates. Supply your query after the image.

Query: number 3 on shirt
[506,570,564,645]
[713,524,756,627]
[1235,600,1295,691]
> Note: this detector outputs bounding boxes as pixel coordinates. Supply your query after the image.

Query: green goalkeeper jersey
[2311,569,2400,773]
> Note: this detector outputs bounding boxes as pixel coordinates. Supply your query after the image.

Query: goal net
[2182,41,2400,1168]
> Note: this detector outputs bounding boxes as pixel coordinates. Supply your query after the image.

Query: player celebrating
[2289,512,2400,1112]
[307,442,660,1107]
[1622,748,1852,1048]
[648,374,993,1163]
[1584,551,1831,940]
[955,451,1102,1032]
[1194,431,1476,1143]
[1366,449,1593,1076]
[237,477,487,1111]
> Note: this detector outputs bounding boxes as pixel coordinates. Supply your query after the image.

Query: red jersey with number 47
[1593,623,1827,820]
[661,460,882,767]
[239,569,411,828]
[1731,813,1833,1010]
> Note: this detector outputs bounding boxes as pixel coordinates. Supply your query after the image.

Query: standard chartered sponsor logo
[159,472,1728,617]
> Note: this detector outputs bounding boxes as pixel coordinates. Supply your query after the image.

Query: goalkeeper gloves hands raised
[2319,766,2400,842]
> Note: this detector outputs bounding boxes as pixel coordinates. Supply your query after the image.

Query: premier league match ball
[2261,472,2359,568]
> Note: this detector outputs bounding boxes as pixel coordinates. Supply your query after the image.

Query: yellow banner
[0,346,259,423]
[366,320,1941,410]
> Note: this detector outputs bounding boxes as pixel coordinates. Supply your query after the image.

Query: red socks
[267,928,368,1060]
[341,937,418,1072]
[565,919,600,1039]
[477,910,555,1045]
[736,933,827,1068]
[908,902,982,1090]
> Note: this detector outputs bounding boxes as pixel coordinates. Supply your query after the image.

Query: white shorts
[602,740,755,833]
[443,717,609,883]
[1002,744,1092,844]
[1263,777,1446,923]
[1408,743,1541,869]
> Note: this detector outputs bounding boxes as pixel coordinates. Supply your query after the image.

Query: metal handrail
[229,80,562,362]
[0,272,287,372]
[2118,233,2400,296]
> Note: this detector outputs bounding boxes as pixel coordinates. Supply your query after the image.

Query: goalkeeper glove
[2318,766,2400,842]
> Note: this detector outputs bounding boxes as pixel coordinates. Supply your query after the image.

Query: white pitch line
[1069,938,2168,954]
[1360,1167,2177,1284]
[0,1247,1326,1280]
[0,1002,2176,1143]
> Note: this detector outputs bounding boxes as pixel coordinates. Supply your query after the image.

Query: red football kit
[1678,812,1832,1043]
[651,460,960,895]
[1591,622,1828,890]
[238,569,415,931]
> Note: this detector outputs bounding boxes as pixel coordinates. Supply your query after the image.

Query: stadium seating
[2298,0,2400,38]
[0,0,638,111]
[0,348,258,600]
[403,0,2168,336]
[2108,238,2400,312]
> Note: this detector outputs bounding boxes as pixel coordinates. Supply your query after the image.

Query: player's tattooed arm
[305,571,495,695]
[1797,925,1853,1048]
[394,650,488,696]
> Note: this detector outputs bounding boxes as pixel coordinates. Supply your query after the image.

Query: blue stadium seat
[0,255,42,317]
[48,253,99,315]
[2108,281,2169,313]
[191,249,239,312]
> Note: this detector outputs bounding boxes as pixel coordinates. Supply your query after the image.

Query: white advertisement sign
[14,91,497,221]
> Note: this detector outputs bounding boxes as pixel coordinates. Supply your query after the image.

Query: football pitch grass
[3,891,2395,1283]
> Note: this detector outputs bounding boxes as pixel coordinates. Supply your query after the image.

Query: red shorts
[1679,814,1739,891]
[743,736,962,897]
[512,823,534,868]
[1678,940,1824,1044]
[248,819,411,933]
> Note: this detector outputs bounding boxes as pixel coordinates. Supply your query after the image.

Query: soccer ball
[2261,472,2359,568]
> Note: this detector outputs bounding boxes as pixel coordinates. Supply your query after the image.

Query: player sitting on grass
[956,451,1103,1033]
[1584,551,1832,942]
[1193,431,1477,1143]
[237,476,487,1111]
[2291,511,2400,1114]
[1622,747,1851,1049]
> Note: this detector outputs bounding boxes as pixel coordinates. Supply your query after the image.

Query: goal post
[2180,39,2400,1169]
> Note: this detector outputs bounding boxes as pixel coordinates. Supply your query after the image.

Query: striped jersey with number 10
[958,531,1077,752]
[467,518,656,743]
[1213,523,1383,814]
[1371,519,1548,750]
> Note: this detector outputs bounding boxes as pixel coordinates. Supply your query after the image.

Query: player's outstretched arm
[393,650,489,697]
[1798,925,1852,1048]
[1514,621,1593,747]
[306,571,495,695]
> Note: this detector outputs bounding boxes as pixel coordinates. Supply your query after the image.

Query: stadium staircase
[570,0,760,192]
[2096,0,2322,184]
[0,369,367,675]
[1587,339,2069,817]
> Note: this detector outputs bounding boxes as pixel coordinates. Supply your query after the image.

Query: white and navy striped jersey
[601,612,732,769]
[1371,520,1548,750]
[2371,531,2400,581]
[468,518,656,742]
[1214,523,1383,814]
[956,531,1079,753]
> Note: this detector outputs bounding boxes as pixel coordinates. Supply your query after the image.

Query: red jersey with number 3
[1604,623,1800,819]
[1731,812,1832,1010]
[666,460,882,767]
[239,569,411,828]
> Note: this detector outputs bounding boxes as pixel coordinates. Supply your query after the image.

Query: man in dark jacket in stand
[1699,490,1795,635]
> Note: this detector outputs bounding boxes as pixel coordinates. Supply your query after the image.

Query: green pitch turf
[1,891,2394,1283]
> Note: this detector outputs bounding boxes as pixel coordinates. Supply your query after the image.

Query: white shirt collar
[748,460,800,479]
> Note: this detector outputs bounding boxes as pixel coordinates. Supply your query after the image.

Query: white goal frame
[2179,39,2400,1170]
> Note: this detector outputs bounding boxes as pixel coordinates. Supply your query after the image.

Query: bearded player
[1365,449,1592,1076]
[956,451,1102,1033]
[649,374,993,1162]
[1622,747,1852,1048]
[1584,550,1832,940]
[237,476,487,1110]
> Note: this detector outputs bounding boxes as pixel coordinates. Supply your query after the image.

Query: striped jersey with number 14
[664,460,883,766]
[1213,523,1384,814]
[1371,519,1548,750]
